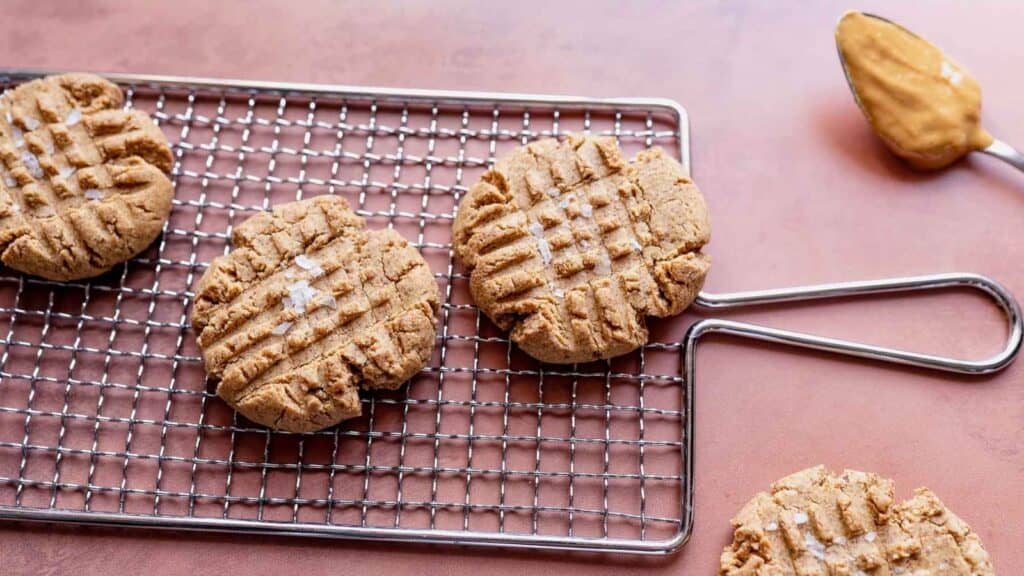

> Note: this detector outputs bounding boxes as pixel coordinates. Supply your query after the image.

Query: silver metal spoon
[836,12,1024,173]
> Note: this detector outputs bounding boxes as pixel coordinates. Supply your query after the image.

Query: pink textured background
[2,0,1023,573]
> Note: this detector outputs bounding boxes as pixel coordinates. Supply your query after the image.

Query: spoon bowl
[835,11,1024,173]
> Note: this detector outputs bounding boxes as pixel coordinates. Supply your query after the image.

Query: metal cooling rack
[0,71,1020,555]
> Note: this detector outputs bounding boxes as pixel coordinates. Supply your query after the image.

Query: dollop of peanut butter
[836,11,992,169]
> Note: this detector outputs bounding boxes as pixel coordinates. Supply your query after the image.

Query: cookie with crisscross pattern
[453,134,710,363]
[192,195,440,432]
[0,73,173,281]
[719,466,995,576]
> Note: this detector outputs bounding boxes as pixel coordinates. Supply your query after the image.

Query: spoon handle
[980,138,1024,173]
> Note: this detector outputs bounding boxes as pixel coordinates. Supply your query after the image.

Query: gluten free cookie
[719,466,994,576]
[0,73,173,281]
[453,135,710,364]
[191,196,440,433]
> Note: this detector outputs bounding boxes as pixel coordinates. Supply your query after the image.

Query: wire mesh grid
[0,72,693,553]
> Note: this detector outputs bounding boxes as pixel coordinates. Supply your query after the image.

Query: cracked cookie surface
[719,465,995,576]
[0,73,173,280]
[192,195,440,432]
[453,134,710,363]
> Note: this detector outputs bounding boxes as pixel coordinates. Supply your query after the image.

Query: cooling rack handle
[690,273,1023,374]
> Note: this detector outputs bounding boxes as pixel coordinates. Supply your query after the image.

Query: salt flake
[863,531,877,543]
[940,61,963,86]
[320,293,337,309]
[793,511,809,525]
[284,280,320,314]
[764,522,778,532]
[804,532,826,560]
[546,187,560,198]
[3,111,10,124]
[65,108,82,126]
[11,125,23,147]
[594,254,611,276]
[84,189,104,200]
[294,254,324,277]
[580,202,593,218]
[23,117,39,131]
[528,221,544,237]
[630,238,642,252]
[272,321,293,335]
[2,173,15,187]
[21,152,42,178]
[536,237,552,264]
[59,165,76,179]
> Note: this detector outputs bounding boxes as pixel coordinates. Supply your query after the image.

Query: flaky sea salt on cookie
[0,73,173,281]
[453,134,710,364]
[719,465,995,576]
[191,196,440,433]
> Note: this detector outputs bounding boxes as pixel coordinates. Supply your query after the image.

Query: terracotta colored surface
[2,0,1023,574]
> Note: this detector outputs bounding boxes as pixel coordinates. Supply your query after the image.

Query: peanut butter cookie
[719,466,994,575]
[192,196,440,432]
[0,73,173,281]
[453,135,710,363]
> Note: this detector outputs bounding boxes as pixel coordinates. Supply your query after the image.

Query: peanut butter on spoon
[836,11,1024,172]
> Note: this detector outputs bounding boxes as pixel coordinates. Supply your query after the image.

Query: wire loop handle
[676,273,1024,553]
[692,272,1022,374]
